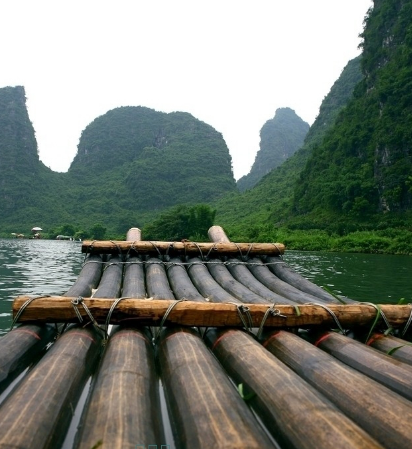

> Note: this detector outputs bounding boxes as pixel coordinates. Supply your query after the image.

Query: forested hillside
[0,96,236,236]
[214,56,363,238]
[294,0,412,229]
[237,108,309,192]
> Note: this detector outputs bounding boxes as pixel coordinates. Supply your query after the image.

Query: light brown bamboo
[12,297,412,328]
[81,240,285,256]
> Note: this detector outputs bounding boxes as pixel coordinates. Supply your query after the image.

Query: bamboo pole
[93,256,123,299]
[367,333,412,365]
[145,257,175,300]
[247,257,331,304]
[0,324,56,394]
[263,330,412,449]
[81,240,285,256]
[266,256,348,303]
[11,297,412,328]
[64,254,103,298]
[207,329,382,449]
[187,257,242,304]
[74,327,164,449]
[157,327,273,448]
[0,326,102,449]
[314,331,412,400]
[121,256,146,298]
[166,257,205,301]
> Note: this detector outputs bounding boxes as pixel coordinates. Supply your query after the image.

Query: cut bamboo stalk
[367,333,412,365]
[126,227,141,241]
[208,225,230,243]
[0,324,56,394]
[157,327,273,448]
[145,257,175,300]
[64,254,103,298]
[264,330,412,449]
[12,298,412,328]
[82,240,285,256]
[0,326,102,449]
[314,331,412,400]
[74,327,163,449]
[166,257,205,301]
[207,329,382,449]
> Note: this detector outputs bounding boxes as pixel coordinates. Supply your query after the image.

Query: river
[1,238,411,335]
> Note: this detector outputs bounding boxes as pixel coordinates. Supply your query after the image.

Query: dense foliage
[214,56,364,238]
[142,204,216,241]
[237,108,309,192]
[0,100,235,236]
[294,0,412,224]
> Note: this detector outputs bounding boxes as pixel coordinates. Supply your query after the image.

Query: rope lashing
[152,299,187,344]
[83,240,96,262]
[364,302,393,342]
[305,302,346,335]
[105,296,131,329]
[71,296,106,338]
[148,241,162,258]
[229,303,254,333]
[10,295,51,330]
[257,304,287,339]
[401,303,412,337]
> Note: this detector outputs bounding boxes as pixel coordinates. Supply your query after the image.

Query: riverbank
[226,227,412,255]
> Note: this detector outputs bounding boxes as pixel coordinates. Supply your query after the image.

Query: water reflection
[0,239,83,335]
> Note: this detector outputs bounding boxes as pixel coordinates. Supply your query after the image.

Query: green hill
[237,108,309,192]
[214,56,363,239]
[294,0,412,230]
[0,99,236,235]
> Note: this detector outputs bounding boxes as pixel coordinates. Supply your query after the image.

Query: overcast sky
[1,0,372,180]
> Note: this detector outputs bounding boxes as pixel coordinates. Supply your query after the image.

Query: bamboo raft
[1,225,412,449]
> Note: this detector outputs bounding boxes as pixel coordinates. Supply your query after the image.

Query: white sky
[1,0,372,180]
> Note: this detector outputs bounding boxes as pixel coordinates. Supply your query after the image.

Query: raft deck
[1,226,412,449]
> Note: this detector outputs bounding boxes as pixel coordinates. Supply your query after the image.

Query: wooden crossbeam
[81,240,285,256]
[12,296,411,328]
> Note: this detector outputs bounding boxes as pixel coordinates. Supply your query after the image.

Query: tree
[90,223,106,240]
[143,204,216,241]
